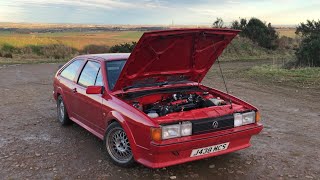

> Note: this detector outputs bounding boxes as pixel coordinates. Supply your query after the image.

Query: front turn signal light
[151,127,162,142]
[256,111,261,123]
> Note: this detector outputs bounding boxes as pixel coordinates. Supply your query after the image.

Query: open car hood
[113,29,240,91]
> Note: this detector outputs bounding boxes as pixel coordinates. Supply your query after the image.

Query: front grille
[191,114,234,135]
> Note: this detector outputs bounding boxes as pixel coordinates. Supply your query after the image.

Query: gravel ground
[0,61,319,179]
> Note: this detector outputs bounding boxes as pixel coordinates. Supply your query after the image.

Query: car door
[58,59,85,119]
[72,60,104,134]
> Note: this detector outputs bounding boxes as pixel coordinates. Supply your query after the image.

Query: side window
[78,61,100,87]
[60,59,84,81]
[95,69,103,86]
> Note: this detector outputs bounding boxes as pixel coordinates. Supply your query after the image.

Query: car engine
[132,92,227,118]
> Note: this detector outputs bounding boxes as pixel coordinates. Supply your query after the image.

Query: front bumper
[135,123,263,168]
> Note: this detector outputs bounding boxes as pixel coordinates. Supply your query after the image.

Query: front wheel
[104,122,135,167]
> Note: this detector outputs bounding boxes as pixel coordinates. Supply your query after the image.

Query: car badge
[212,121,219,129]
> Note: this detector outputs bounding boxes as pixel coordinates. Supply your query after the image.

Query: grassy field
[243,65,320,89]
[0,58,67,65]
[0,28,297,50]
[0,30,296,65]
[0,31,143,50]
[221,36,294,61]
[276,28,297,38]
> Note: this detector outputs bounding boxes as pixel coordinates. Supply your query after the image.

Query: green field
[243,65,320,89]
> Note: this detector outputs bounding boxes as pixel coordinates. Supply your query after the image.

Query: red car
[53,29,263,168]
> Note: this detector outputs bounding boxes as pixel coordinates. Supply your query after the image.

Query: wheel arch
[105,111,138,159]
[55,87,72,115]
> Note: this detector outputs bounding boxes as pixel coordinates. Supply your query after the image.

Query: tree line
[213,17,320,67]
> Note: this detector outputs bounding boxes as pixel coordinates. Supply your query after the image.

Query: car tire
[104,122,135,167]
[57,95,72,125]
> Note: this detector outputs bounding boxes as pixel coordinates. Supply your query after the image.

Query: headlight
[234,111,256,127]
[161,121,192,140]
[181,121,192,136]
[242,111,255,125]
[162,124,181,139]
[234,113,243,127]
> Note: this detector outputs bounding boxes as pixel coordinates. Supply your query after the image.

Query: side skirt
[70,117,104,140]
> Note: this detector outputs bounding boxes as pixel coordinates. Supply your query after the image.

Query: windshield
[106,60,126,90]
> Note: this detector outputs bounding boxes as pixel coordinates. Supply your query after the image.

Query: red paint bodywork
[53,29,263,168]
[86,86,103,94]
[113,29,239,91]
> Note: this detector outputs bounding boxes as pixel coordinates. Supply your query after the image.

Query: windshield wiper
[158,81,168,87]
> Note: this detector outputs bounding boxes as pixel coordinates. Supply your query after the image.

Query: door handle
[72,88,77,93]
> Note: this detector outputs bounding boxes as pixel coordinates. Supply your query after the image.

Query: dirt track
[0,61,319,179]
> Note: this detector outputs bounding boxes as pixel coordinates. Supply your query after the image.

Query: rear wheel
[57,95,72,125]
[104,122,135,167]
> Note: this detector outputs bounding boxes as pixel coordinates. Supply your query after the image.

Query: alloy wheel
[106,128,133,163]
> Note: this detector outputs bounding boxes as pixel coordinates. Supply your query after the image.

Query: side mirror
[86,86,103,94]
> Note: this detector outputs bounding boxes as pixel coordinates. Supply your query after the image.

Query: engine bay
[128,91,230,118]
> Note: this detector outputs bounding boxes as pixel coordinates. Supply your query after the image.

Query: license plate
[190,142,230,157]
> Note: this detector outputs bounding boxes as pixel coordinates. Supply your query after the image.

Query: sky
[0,0,319,26]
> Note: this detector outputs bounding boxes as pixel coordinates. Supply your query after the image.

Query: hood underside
[113,29,240,91]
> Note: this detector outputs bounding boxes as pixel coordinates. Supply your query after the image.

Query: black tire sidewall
[57,95,71,125]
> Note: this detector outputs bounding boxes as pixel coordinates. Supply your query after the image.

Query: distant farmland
[0,31,143,50]
[0,28,297,51]
[276,28,297,38]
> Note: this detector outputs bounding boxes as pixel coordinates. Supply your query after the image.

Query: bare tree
[212,18,224,28]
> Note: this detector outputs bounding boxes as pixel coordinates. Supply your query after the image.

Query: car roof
[76,53,130,61]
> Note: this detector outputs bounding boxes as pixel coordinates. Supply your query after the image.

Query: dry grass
[0,31,143,50]
[276,28,297,38]
[0,28,298,50]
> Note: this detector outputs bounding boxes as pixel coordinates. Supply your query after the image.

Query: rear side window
[78,61,100,87]
[60,59,84,81]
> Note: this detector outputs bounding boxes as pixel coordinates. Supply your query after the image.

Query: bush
[82,44,109,54]
[15,44,77,59]
[1,43,16,53]
[294,20,320,67]
[231,18,247,30]
[242,18,279,49]
[278,36,295,49]
[3,53,13,58]
[231,18,279,50]
[27,45,43,55]
[41,44,77,59]
[295,34,320,67]
[109,42,137,53]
